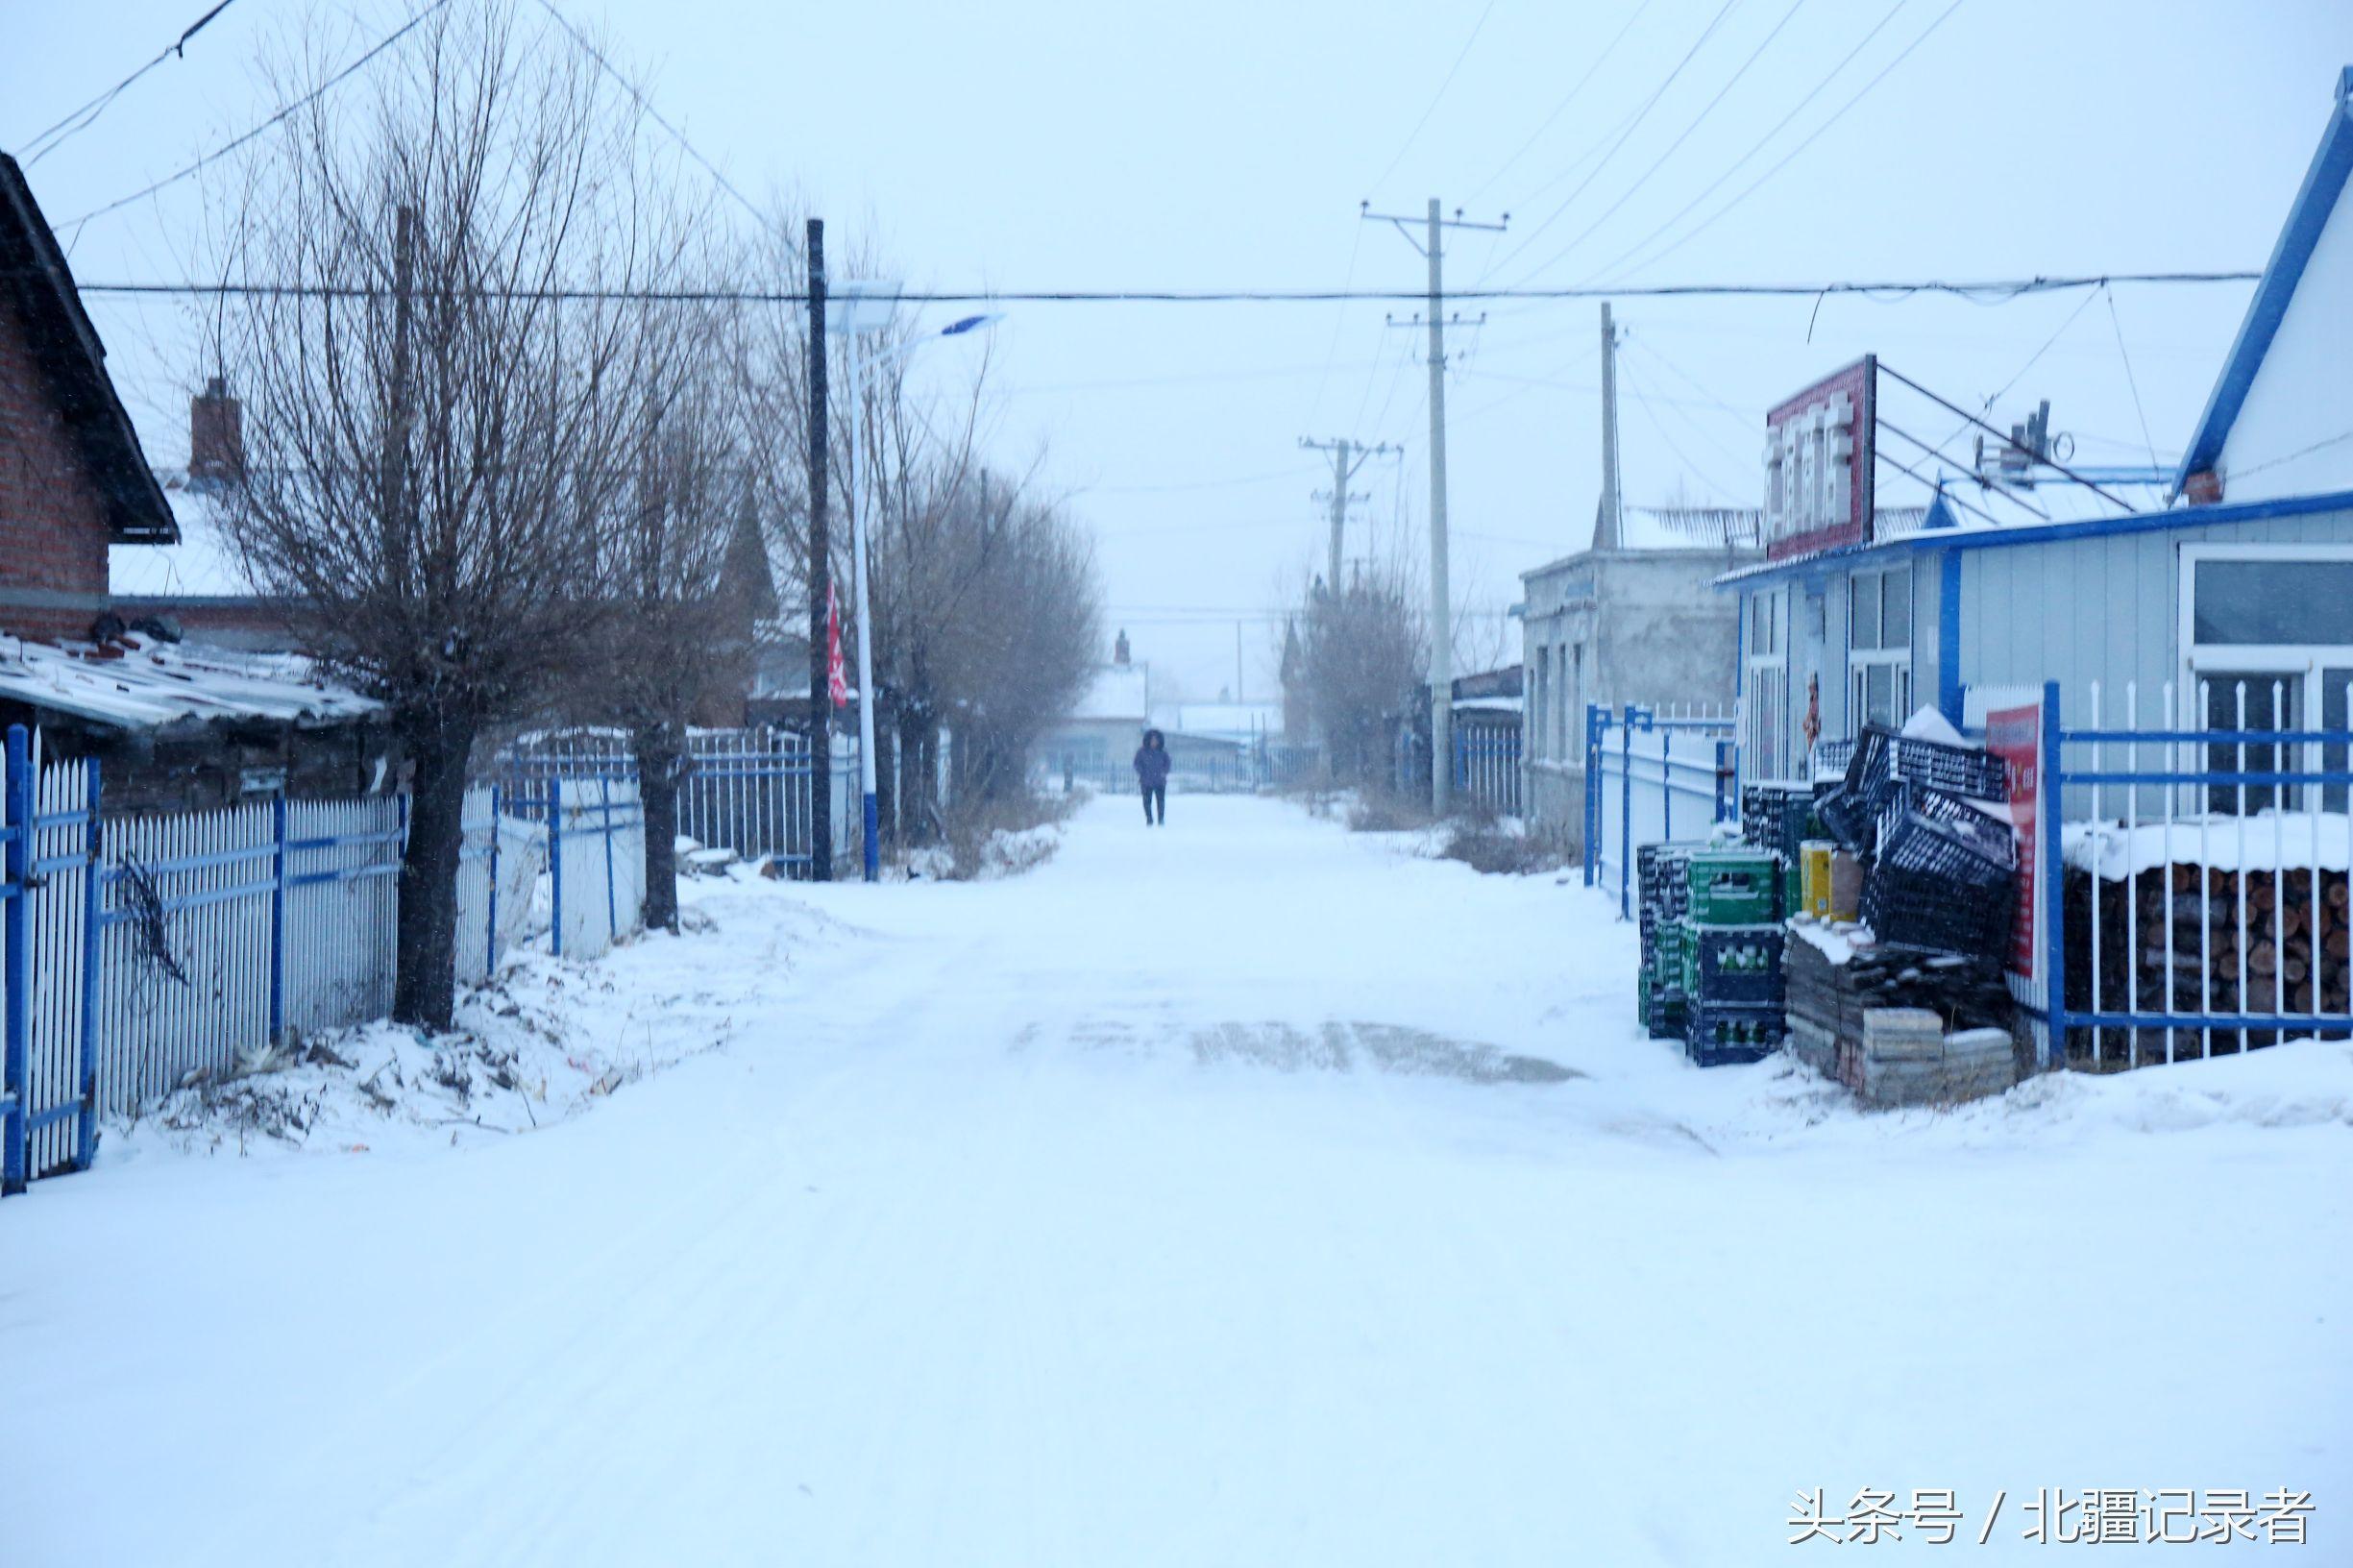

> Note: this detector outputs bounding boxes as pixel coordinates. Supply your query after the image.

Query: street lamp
[833,281,1004,882]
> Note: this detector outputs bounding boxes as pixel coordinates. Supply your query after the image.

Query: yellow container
[1800,841,1834,919]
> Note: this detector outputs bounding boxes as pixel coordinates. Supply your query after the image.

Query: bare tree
[211,2,686,1025]
[580,285,767,931]
[1298,558,1428,787]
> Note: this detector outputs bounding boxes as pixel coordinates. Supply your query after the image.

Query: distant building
[1518,504,1763,850]
[1036,629,1150,784]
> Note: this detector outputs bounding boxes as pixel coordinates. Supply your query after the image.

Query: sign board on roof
[1763,355,1876,562]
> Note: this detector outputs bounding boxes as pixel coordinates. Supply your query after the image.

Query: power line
[2104,285,2161,473]
[1878,360,2134,510]
[1573,0,1910,285]
[1464,0,1656,207]
[54,0,458,234]
[72,270,2261,306]
[1483,0,1744,280]
[1365,0,1501,198]
[528,0,768,229]
[1601,0,1969,282]
[1505,0,1811,288]
[1619,358,1742,502]
[17,0,239,166]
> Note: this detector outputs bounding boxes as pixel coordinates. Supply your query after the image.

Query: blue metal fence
[2046,677,2353,1070]
[1583,702,1739,917]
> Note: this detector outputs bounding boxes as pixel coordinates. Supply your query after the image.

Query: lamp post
[834,281,1003,882]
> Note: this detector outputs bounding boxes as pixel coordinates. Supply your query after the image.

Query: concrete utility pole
[804,217,832,881]
[1298,434,1400,593]
[1362,197,1506,816]
[1597,301,1623,550]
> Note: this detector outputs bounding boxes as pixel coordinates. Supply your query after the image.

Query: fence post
[601,774,618,944]
[486,784,501,980]
[1618,703,1638,919]
[548,775,564,959]
[2043,680,2065,1070]
[1582,703,1603,887]
[75,759,102,1170]
[3,724,31,1193]
[268,792,288,1046]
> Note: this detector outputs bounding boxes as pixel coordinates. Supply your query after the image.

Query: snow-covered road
[5,794,2349,1564]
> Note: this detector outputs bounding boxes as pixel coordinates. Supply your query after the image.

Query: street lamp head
[940,312,1003,337]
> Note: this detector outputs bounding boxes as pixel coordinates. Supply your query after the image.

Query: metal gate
[1582,702,1739,917]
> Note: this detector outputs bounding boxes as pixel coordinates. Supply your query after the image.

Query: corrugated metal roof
[0,635,379,731]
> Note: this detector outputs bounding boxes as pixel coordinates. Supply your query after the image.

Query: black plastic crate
[1861,812,2016,962]
[1874,787,2016,871]
[1684,1000,1786,1066]
[1687,922,1787,1006]
[1740,782,1820,861]
[1815,786,1877,857]
[1845,723,2009,818]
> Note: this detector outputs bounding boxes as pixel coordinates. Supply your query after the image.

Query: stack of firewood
[1784,925,2022,1093]
[2068,864,2353,1059]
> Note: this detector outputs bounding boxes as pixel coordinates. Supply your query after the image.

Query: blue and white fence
[2046,677,2353,1070]
[0,720,661,1195]
[502,726,853,873]
[1455,723,1524,817]
[1583,702,1739,917]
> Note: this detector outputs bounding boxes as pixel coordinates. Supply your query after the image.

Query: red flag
[826,581,848,708]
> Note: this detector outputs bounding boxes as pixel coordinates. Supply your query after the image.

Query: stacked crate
[1681,847,1786,1066]
[1636,841,1704,1040]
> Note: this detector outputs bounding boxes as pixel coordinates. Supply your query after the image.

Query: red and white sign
[1984,701,2042,982]
[826,582,848,709]
[1764,355,1876,562]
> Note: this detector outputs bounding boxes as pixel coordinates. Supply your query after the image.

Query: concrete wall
[1521,546,1752,850]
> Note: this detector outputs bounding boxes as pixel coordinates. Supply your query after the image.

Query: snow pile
[104,874,852,1167]
[2064,810,2353,879]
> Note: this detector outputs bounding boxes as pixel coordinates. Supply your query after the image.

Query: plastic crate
[1860,812,2016,962]
[1684,922,1787,1006]
[1814,785,1877,857]
[1874,786,2016,870]
[1649,919,1687,984]
[1684,1000,1787,1066]
[1644,987,1687,1041]
[1845,724,2009,818]
[1685,850,1778,925]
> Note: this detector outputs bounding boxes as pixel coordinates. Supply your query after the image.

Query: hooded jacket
[1133,729,1172,788]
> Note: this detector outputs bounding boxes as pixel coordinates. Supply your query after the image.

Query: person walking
[1133,728,1171,825]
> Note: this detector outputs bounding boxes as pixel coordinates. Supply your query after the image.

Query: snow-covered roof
[2177,66,2353,499]
[0,635,379,732]
[1455,695,1524,714]
[1172,701,1281,740]
[1612,505,1763,551]
[1071,663,1148,723]
[109,477,260,600]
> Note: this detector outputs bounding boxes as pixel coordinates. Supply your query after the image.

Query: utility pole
[1362,197,1506,815]
[804,217,833,881]
[1299,434,1400,593]
[1597,301,1623,549]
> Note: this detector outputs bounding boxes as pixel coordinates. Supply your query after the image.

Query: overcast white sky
[11,0,2351,701]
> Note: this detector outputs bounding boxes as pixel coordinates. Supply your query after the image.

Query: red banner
[1985,702,2042,981]
[826,582,848,709]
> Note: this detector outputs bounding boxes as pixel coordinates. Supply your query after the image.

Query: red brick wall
[0,288,112,638]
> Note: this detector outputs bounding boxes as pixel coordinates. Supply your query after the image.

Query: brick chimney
[1114,628,1131,666]
[189,376,244,486]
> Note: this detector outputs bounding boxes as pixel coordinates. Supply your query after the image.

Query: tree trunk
[392,707,477,1030]
[637,721,682,934]
[896,707,936,845]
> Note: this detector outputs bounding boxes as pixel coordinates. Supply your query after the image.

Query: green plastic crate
[1685,850,1778,925]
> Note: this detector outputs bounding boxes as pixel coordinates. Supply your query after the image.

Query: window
[1848,568,1912,733]
[2184,547,2353,811]
[1744,588,1790,780]
[1529,650,1548,761]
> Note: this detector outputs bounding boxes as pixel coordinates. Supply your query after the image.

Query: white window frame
[1848,566,1913,735]
[1744,587,1791,781]
[2180,543,2353,809]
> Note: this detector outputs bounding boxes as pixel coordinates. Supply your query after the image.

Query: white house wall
[2220,184,2353,502]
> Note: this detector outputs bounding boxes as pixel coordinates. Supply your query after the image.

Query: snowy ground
[4,794,2349,1565]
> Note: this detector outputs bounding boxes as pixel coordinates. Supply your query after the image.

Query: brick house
[0,152,177,641]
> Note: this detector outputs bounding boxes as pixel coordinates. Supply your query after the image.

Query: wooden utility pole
[805,217,833,881]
